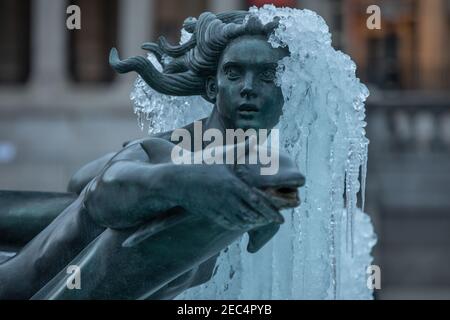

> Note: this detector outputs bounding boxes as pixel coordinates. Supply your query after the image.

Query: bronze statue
[0,11,305,299]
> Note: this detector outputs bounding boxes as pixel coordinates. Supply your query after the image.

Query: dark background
[0,0,449,299]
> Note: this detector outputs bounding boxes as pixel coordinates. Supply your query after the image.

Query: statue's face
[211,35,288,131]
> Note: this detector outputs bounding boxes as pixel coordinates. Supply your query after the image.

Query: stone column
[417,0,447,90]
[118,0,154,57]
[29,0,68,105]
[30,0,67,87]
[116,0,155,87]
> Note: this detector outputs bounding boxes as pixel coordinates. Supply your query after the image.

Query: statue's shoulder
[122,117,208,149]
[121,132,171,149]
[121,133,178,164]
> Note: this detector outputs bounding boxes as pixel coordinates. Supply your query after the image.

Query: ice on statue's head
[131,5,375,300]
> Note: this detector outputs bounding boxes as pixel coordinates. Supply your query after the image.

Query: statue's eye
[260,69,276,82]
[224,66,241,80]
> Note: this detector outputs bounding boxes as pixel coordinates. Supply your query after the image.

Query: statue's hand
[179,163,283,231]
[176,137,304,232]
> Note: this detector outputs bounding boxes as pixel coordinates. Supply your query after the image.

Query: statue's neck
[202,105,272,147]
[204,105,230,138]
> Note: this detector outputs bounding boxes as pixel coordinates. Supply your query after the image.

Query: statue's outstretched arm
[67,136,170,195]
[84,137,284,231]
[67,152,116,194]
[83,140,181,229]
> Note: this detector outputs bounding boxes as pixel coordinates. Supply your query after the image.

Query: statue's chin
[234,118,263,131]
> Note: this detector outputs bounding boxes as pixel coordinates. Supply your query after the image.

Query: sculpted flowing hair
[109,11,280,102]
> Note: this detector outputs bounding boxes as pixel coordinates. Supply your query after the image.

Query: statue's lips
[238,103,259,116]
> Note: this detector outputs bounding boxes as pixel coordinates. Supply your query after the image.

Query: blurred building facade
[0,0,449,299]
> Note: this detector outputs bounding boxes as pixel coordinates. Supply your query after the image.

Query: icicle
[328,208,337,299]
[361,140,369,212]
[328,146,337,299]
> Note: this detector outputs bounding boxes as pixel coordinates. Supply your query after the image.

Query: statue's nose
[240,73,256,98]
